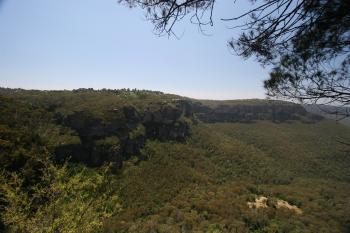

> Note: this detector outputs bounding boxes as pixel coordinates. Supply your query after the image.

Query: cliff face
[0,88,324,170]
[53,99,322,169]
[193,102,316,123]
[54,100,193,169]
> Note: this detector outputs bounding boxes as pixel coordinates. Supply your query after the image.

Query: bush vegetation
[1,88,350,232]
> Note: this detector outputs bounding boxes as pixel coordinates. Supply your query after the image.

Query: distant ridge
[304,104,350,127]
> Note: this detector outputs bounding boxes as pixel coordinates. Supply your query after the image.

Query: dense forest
[1,87,350,233]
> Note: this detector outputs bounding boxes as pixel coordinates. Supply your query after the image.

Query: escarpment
[193,101,322,123]
[54,100,193,168]
[0,88,321,169]
[53,99,322,169]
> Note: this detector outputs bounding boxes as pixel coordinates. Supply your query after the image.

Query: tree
[119,0,350,109]
[0,156,121,233]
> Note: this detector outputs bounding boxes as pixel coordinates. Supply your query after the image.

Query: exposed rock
[144,121,190,141]
[54,136,123,171]
[54,101,193,168]
[276,200,303,214]
[63,111,105,140]
[54,99,320,169]
[193,102,319,123]
[247,196,268,209]
[91,143,123,169]
[247,196,302,214]
[54,144,87,163]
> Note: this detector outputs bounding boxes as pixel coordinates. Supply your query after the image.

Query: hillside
[1,88,350,233]
[304,104,350,127]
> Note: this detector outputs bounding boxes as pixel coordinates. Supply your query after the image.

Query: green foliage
[1,89,350,232]
[206,224,224,233]
[0,88,185,119]
[96,136,121,147]
[129,124,146,140]
[37,123,81,148]
[105,122,350,233]
[0,158,121,233]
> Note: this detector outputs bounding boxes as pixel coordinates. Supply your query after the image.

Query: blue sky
[0,0,268,100]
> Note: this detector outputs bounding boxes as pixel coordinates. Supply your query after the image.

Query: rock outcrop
[192,101,322,123]
[54,99,322,168]
[54,101,193,168]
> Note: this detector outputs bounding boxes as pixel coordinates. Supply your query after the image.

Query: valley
[1,88,350,232]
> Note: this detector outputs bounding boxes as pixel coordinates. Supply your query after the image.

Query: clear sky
[0,0,269,100]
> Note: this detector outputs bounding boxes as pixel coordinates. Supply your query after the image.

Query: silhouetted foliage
[119,0,350,108]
